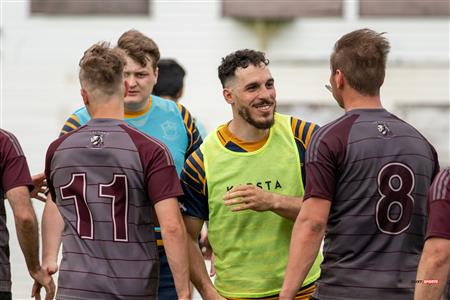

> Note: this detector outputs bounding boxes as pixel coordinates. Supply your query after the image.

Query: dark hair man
[182,49,322,299]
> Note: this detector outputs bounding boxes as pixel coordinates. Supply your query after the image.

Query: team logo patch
[376,122,391,136]
[90,132,105,148]
[161,121,179,141]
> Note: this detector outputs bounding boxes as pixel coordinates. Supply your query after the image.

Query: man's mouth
[127,91,139,96]
[253,101,273,112]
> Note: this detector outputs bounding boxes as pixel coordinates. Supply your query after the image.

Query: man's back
[45,118,180,300]
[306,108,438,300]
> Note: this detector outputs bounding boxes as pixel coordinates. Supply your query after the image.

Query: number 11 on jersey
[60,173,129,241]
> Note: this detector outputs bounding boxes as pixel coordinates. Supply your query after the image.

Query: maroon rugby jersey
[305,109,439,300]
[45,119,183,300]
[426,167,450,300]
[0,129,33,292]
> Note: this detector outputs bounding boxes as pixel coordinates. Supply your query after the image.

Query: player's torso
[49,120,159,299]
[202,114,322,298]
[319,110,436,300]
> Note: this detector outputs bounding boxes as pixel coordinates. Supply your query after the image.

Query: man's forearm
[414,238,450,300]
[161,220,191,299]
[42,195,63,267]
[15,208,40,274]
[280,215,325,299]
[187,235,219,298]
[7,187,41,274]
[271,194,302,220]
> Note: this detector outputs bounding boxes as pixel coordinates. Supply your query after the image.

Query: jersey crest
[161,120,180,141]
[89,132,105,148]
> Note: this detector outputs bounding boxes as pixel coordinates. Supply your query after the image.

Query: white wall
[0,0,449,298]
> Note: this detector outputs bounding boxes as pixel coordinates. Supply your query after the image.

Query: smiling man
[180,49,322,299]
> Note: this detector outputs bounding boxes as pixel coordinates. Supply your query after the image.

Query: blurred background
[0,0,449,298]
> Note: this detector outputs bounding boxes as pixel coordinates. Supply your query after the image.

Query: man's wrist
[28,265,42,277]
[269,192,278,211]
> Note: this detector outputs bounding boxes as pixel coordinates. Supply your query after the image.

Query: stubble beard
[238,104,276,130]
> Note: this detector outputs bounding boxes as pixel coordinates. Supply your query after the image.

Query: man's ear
[334,69,345,89]
[80,88,89,105]
[154,66,159,84]
[223,88,234,105]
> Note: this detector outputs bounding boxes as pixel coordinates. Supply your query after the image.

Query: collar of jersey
[217,123,269,152]
[124,96,152,118]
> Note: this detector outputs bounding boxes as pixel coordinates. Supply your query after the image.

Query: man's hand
[224,185,273,212]
[199,227,212,260]
[30,267,55,300]
[31,173,47,202]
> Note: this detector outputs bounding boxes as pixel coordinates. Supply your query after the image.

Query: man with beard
[180,49,322,299]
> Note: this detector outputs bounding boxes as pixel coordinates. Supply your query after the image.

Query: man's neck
[89,98,125,120]
[344,89,383,112]
[227,117,269,142]
[124,96,151,113]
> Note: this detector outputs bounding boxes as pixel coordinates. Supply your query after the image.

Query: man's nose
[126,76,137,87]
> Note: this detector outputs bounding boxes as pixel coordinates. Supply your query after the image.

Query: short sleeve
[146,147,184,204]
[426,168,450,240]
[303,115,357,202]
[0,130,33,193]
[179,148,209,220]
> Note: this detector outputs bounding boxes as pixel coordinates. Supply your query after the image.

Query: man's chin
[252,116,275,129]
[124,95,140,103]
[124,97,149,111]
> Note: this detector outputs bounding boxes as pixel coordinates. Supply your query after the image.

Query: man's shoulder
[151,94,180,113]
[0,128,24,157]
[288,115,319,147]
[429,168,450,201]
[311,114,356,144]
[0,128,16,144]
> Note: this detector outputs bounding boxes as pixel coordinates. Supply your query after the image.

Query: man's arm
[414,237,450,300]
[6,186,55,300]
[223,185,302,220]
[183,215,224,299]
[42,193,63,275]
[279,197,331,299]
[155,198,190,300]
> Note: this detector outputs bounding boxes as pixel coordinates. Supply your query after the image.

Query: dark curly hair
[331,28,390,96]
[79,42,125,95]
[218,49,269,87]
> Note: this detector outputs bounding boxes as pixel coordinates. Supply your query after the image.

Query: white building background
[0,0,449,298]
